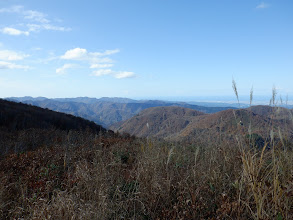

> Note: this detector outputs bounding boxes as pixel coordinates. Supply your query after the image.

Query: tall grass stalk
[232,82,292,220]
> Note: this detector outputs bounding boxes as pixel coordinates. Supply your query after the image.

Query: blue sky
[0,0,293,101]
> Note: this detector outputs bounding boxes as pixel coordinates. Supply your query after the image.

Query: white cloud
[104,49,120,55]
[61,48,87,60]
[42,24,71,31]
[92,69,136,79]
[26,24,41,32]
[27,23,71,32]
[256,2,270,9]
[0,5,71,35]
[0,50,29,61]
[90,49,120,56]
[23,10,49,23]
[114,71,136,79]
[61,48,119,62]
[61,47,135,79]
[90,63,113,68]
[0,61,29,70]
[93,69,114,76]
[0,5,48,23]
[1,27,29,36]
[0,5,23,13]
[0,50,30,70]
[56,63,75,74]
[92,57,114,63]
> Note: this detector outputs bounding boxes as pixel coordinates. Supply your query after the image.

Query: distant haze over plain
[4,95,293,106]
[132,95,293,105]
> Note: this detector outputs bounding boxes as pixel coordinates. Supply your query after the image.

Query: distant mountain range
[110,106,205,139]
[110,105,293,143]
[2,96,293,147]
[6,96,236,128]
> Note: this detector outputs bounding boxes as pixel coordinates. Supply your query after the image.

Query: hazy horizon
[4,94,293,106]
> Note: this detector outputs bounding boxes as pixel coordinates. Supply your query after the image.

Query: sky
[0,0,293,102]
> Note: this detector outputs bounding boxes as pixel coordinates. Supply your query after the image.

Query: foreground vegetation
[0,127,292,219]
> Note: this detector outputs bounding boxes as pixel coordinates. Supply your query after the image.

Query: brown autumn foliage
[0,95,292,219]
[111,106,293,143]
[0,126,292,219]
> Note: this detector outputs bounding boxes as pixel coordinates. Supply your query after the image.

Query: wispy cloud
[92,69,114,76]
[56,63,75,74]
[61,48,119,62]
[0,50,29,61]
[114,71,136,79]
[23,9,49,23]
[1,27,29,36]
[90,63,113,68]
[92,69,136,79]
[61,47,135,79]
[27,23,71,32]
[61,48,88,60]
[96,49,120,56]
[0,5,48,23]
[0,5,23,13]
[0,61,29,70]
[0,49,30,70]
[256,2,270,9]
[0,5,71,36]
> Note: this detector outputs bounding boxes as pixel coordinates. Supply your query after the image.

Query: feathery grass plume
[232,78,245,149]
[248,86,254,137]
[232,78,239,122]
[166,145,175,167]
[250,86,253,107]
[194,146,200,167]
[232,78,240,107]
[278,127,285,148]
[270,85,277,106]
[270,129,275,143]
[287,92,293,121]
[289,110,293,122]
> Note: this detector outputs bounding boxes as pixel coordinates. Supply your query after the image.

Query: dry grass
[1,133,291,219]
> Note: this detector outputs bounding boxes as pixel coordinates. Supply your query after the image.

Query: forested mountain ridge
[0,98,106,132]
[6,97,236,128]
[0,98,108,156]
[111,105,293,143]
